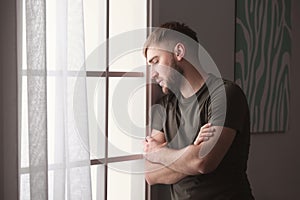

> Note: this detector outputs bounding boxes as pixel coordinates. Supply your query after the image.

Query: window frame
[18,0,153,200]
[86,0,152,199]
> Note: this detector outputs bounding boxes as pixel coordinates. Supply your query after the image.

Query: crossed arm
[143,124,236,185]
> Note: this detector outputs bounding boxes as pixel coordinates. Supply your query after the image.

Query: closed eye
[152,59,158,65]
[148,56,158,65]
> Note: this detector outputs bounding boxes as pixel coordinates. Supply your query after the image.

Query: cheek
[160,68,173,79]
[155,65,168,75]
[156,57,176,77]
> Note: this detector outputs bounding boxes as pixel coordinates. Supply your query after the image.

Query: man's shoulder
[223,78,242,89]
[207,75,246,98]
[223,79,247,100]
[156,93,177,106]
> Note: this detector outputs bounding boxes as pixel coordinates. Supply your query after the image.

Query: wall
[0,18,3,200]
[247,0,300,198]
[0,0,19,199]
[154,0,300,199]
[158,0,235,81]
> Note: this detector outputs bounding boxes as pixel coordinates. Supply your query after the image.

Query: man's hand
[143,123,214,163]
[143,123,235,176]
[144,136,167,153]
[143,136,167,163]
[194,123,215,145]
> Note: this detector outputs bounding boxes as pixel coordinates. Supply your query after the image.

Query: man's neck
[180,63,208,98]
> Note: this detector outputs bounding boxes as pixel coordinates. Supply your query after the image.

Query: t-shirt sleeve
[208,81,249,133]
[150,103,166,132]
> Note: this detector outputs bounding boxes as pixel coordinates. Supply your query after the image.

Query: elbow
[145,173,155,185]
[198,165,217,174]
[186,145,218,175]
[145,172,178,185]
[196,159,218,174]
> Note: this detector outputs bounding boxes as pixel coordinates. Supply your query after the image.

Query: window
[20,0,151,200]
[84,0,149,199]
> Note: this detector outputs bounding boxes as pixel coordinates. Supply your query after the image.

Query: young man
[143,22,254,199]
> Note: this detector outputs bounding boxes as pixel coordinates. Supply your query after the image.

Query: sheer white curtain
[21,0,92,199]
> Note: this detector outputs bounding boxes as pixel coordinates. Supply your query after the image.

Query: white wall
[154,0,300,199]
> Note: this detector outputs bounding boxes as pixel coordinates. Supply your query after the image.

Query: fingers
[200,128,215,136]
[145,136,153,142]
[193,123,215,145]
[193,136,209,145]
[201,123,211,129]
[200,123,215,135]
[143,136,167,153]
[143,136,151,152]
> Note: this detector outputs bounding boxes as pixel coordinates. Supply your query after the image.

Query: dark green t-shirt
[151,74,254,200]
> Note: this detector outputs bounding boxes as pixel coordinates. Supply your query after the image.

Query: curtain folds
[23,0,92,199]
[26,0,48,199]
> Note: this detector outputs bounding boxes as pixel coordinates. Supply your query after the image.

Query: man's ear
[174,43,185,61]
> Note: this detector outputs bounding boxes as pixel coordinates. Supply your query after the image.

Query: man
[143,22,254,199]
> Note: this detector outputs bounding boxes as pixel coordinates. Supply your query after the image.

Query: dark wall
[0,0,19,199]
[158,0,235,81]
[0,7,3,197]
[0,20,3,200]
[247,0,300,198]
[153,0,300,199]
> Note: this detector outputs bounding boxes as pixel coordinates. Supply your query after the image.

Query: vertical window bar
[145,0,152,200]
[104,0,110,199]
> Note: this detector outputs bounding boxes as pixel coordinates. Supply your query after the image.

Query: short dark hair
[143,21,199,57]
[160,22,199,43]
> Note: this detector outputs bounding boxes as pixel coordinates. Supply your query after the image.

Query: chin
[162,86,170,94]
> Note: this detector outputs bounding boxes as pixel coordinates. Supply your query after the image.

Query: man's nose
[151,70,158,80]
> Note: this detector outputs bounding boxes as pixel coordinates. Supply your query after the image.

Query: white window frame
[18,0,153,199]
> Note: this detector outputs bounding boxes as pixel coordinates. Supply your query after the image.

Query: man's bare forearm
[145,160,187,185]
[146,126,237,175]
[144,125,217,176]
[146,144,204,175]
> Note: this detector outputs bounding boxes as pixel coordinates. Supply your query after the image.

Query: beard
[161,57,184,95]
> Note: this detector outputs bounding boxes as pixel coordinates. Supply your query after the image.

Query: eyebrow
[148,56,157,64]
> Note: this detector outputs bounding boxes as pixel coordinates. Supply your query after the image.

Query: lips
[156,80,164,87]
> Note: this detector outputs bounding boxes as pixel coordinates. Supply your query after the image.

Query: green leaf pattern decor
[235,0,291,132]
